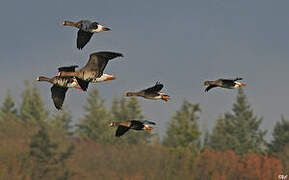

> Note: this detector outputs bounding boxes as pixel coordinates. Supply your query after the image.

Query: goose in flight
[125,82,170,101]
[62,20,110,49]
[57,51,123,91]
[109,120,156,137]
[36,66,81,110]
[203,77,246,92]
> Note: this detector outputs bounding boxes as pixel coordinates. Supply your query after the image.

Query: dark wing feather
[51,85,68,110]
[143,82,164,93]
[77,29,93,49]
[92,51,123,60]
[140,120,156,125]
[58,65,79,72]
[115,126,131,137]
[81,51,123,78]
[76,77,89,91]
[221,79,235,86]
[205,85,218,92]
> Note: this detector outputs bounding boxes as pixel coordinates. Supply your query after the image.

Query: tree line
[0,81,288,179]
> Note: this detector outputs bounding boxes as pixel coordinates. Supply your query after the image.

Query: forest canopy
[0,82,287,179]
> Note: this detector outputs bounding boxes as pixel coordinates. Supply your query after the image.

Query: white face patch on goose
[143,124,153,130]
[68,82,77,88]
[234,81,242,88]
[155,93,165,99]
[91,24,104,33]
[91,74,115,83]
[66,78,78,88]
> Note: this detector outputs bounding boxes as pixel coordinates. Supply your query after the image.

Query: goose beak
[35,77,40,81]
[239,83,246,87]
[144,126,153,130]
[102,27,110,31]
[104,76,116,81]
[124,93,128,96]
[161,94,170,102]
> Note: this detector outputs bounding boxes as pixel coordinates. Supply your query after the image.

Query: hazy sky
[1,0,289,138]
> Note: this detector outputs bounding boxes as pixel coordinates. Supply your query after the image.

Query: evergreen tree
[75,88,112,142]
[208,115,230,151]
[202,130,210,150]
[269,115,289,153]
[110,96,152,144]
[0,90,18,119]
[209,88,267,155]
[162,100,201,176]
[163,99,201,149]
[29,127,73,180]
[49,106,72,135]
[20,81,48,122]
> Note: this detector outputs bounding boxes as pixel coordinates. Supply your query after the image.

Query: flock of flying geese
[36,20,246,137]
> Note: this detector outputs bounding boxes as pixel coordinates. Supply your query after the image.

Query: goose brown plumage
[203,77,246,92]
[57,51,123,91]
[109,120,156,137]
[125,82,170,101]
[62,20,110,49]
[36,66,81,110]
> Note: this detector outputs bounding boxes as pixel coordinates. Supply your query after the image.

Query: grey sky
[1,0,289,138]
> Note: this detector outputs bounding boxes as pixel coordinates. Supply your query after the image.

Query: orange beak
[102,27,110,31]
[104,76,116,81]
[144,126,153,130]
[239,83,246,87]
[161,95,170,102]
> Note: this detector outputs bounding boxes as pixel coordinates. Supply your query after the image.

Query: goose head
[91,24,110,33]
[92,74,115,82]
[234,81,246,88]
[109,122,117,127]
[203,81,210,86]
[61,21,69,26]
[144,124,153,130]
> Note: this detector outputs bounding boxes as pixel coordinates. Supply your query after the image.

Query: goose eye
[92,23,98,29]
